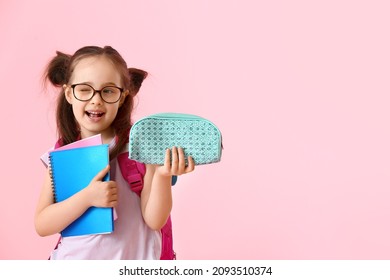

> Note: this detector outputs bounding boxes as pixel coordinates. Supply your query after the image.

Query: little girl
[34,46,195,259]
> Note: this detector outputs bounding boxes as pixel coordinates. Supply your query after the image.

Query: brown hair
[44,46,148,159]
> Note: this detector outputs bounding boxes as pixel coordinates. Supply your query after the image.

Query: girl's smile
[85,110,105,122]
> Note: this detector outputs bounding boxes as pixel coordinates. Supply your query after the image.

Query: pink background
[1,0,390,259]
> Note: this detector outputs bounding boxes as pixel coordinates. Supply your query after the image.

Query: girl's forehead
[73,56,115,71]
[71,56,122,84]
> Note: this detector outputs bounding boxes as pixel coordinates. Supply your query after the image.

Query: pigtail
[43,50,76,148]
[128,68,148,95]
[45,51,71,87]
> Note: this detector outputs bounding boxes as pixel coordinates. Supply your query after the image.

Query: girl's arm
[34,165,118,237]
[141,147,195,230]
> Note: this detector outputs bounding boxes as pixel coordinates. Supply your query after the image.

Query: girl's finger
[92,165,110,182]
[109,194,118,203]
[109,200,118,208]
[171,146,178,172]
[110,186,118,195]
[185,156,195,173]
[163,148,171,168]
[177,147,186,173]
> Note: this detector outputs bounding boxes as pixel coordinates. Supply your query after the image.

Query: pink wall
[1,0,390,259]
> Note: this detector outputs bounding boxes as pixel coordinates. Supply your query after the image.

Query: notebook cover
[40,134,102,168]
[49,144,113,237]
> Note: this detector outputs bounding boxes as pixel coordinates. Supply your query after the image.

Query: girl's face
[64,56,126,142]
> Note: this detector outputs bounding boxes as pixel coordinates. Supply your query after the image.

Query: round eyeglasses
[70,84,124,104]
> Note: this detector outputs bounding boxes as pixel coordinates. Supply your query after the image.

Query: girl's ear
[119,90,129,107]
[63,84,73,104]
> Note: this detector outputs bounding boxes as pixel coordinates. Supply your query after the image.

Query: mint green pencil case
[129,113,223,165]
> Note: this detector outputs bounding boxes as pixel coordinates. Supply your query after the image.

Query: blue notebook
[49,144,114,237]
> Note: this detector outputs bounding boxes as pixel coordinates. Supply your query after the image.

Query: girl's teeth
[89,112,103,116]
[87,112,104,117]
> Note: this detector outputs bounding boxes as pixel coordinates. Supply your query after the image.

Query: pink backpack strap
[117,151,176,260]
[117,152,145,195]
[160,216,175,259]
[54,139,62,149]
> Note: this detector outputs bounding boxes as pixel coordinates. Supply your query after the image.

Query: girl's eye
[77,85,93,92]
[103,87,116,94]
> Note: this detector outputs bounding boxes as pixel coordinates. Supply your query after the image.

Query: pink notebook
[40,134,102,168]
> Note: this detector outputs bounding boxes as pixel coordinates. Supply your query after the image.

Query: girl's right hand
[84,165,118,208]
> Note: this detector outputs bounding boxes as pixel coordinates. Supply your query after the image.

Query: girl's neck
[101,134,115,144]
[80,129,115,144]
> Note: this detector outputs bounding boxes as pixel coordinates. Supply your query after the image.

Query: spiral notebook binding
[48,154,57,203]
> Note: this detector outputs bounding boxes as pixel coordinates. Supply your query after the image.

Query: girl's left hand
[155,146,195,177]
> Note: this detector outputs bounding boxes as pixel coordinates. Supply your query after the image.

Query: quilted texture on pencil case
[129,113,222,165]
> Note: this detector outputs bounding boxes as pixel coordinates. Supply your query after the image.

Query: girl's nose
[90,91,104,104]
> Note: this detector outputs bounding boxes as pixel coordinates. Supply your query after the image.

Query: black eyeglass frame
[70,83,124,104]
